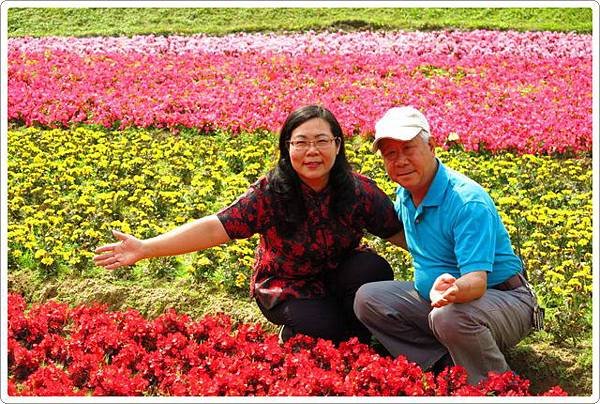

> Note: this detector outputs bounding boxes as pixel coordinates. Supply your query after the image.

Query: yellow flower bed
[7,126,592,341]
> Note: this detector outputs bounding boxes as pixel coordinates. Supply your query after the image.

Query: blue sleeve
[452,201,496,275]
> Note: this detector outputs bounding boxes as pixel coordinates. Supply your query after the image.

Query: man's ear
[428,137,436,155]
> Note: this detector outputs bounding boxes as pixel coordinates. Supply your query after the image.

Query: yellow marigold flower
[34,249,47,259]
[235,272,247,288]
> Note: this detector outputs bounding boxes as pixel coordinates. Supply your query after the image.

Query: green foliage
[190,237,257,291]
[7,7,593,38]
[504,332,592,395]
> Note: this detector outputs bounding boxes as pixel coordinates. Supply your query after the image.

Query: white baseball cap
[372,106,430,152]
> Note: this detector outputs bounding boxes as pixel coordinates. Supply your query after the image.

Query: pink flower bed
[8,31,592,154]
[7,294,567,397]
[9,30,592,58]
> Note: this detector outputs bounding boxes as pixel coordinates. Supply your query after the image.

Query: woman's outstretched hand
[93,230,145,270]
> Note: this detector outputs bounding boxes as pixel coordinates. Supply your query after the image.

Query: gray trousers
[354,280,535,385]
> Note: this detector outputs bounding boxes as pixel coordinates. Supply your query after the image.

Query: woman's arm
[93,215,230,270]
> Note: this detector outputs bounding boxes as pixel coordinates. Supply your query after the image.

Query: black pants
[256,251,394,344]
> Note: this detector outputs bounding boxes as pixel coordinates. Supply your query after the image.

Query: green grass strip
[7,7,593,38]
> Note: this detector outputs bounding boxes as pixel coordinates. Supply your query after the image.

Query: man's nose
[393,153,409,165]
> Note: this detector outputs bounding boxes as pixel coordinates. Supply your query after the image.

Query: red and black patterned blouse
[216,172,403,310]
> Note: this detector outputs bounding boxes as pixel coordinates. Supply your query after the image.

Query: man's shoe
[370,337,393,358]
[431,353,454,375]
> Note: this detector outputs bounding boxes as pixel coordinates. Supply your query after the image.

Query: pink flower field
[8,30,592,154]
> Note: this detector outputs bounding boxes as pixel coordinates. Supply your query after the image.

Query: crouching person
[354,106,540,385]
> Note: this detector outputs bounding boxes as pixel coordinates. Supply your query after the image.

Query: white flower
[447,132,460,142]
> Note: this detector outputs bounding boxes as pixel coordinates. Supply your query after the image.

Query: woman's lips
[304,162,322,169]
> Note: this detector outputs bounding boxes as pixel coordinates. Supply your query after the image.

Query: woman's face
[288,118,340,192]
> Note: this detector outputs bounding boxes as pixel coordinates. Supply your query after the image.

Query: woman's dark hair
[267,105,355,237]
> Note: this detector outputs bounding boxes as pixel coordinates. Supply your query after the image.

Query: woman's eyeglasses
[286,137,340,152]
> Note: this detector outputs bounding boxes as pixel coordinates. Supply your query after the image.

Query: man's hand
[430,271,488,307]
[430,273,459,307]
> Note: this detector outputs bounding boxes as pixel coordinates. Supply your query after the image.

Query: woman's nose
[306,143,320,154]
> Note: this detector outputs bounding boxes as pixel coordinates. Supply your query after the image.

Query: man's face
[378,136,437,194]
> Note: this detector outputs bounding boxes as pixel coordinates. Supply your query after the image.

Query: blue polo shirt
[394,158,522,301]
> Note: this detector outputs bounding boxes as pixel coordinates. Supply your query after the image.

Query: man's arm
[430,271,487,308]
[386,230,408,250]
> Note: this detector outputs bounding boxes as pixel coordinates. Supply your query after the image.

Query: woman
[94,105,406,344]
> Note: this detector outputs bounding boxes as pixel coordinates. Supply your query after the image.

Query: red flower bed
[7,293,567,396]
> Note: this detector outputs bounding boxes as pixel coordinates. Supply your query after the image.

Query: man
[354,106,539,385]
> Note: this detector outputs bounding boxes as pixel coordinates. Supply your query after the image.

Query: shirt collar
[397,157,449,208]
[300,181,331,200]
[421,158,449,207]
